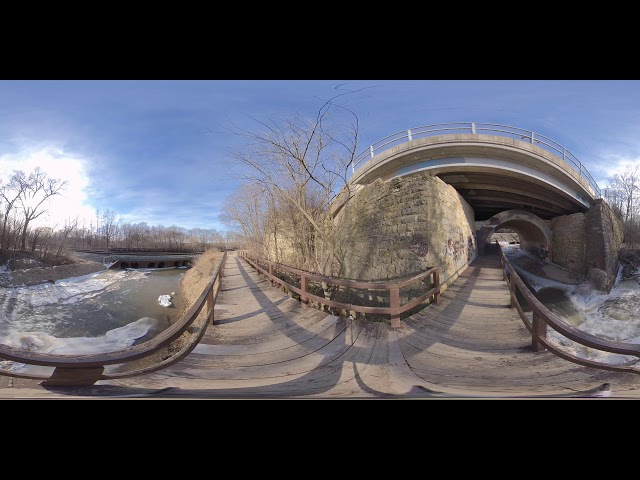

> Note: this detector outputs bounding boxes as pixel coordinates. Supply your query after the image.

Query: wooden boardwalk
[2,253,640,398]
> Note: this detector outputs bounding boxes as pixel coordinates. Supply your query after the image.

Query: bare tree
[608,166,640,223]
[101,209,118,250]
[55,216,79,259]
[0,173,27,251]
[15,167,67,251]
[220,183,271,255]
[228,95,360,278]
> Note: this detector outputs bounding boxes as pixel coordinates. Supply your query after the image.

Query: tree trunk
[20,219,30,251]
[0,217,8,250]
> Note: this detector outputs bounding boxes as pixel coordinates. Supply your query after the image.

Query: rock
[587,267,609,292]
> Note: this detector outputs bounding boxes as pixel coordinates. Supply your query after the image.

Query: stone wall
[550,213,587,273]
[550,200,623,291]
[585,199,624,291]
[336,172,477,286]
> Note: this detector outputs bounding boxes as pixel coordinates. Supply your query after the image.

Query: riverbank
[0,254,106,288]
[172,250,224,320]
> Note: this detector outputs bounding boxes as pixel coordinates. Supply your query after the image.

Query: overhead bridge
[348,122,600,220]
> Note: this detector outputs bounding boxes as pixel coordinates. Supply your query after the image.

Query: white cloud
[594,153,640,190]
[0,146,96,229]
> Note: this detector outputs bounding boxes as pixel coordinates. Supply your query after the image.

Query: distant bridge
[73,248,203,269]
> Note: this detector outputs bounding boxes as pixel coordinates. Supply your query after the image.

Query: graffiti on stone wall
[446,237,466,262]
[467,235,476,263]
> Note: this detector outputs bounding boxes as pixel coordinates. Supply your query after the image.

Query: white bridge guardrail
[350,122,601,199]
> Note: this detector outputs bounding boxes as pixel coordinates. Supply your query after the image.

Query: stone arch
[174,261,181,267]
[148,262,156,268]
[477,209,552,262]
[158,261,166,268]
[121,261,130,269]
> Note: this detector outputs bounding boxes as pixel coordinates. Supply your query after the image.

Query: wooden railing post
[433,270,440,304]
[300,274,308,307]
[207,284,215,325]
[531,312,547,351]
[390,287,401,328]
[508,273,516,308]
[269,264,274,286]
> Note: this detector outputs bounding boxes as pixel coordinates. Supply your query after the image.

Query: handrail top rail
[241,253,440,321]
[241,252,439,289]
[0,252,227,367]
[498,245,640,357]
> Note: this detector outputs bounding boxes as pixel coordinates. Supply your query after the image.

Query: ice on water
[158,294,172,307]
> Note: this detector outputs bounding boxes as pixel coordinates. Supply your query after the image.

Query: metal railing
[239,251,440,328]
[350,122,601,199]
[0,252,227,386]
[496,242,640,374]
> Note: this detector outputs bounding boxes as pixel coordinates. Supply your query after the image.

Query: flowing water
[0,268,186,368]
[503,246,640,366]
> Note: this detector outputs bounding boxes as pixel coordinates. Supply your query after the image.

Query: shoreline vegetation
[173,250,224,321]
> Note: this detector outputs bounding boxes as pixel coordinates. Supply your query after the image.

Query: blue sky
[1,80,639,231]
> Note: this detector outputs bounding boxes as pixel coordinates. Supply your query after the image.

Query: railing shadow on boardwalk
[395,255,528,381]
[41,256,407,398]
[17,252,632,399]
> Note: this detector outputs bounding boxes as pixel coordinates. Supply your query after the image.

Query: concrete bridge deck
[2,252,640,398]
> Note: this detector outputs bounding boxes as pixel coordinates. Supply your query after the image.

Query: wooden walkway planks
[2,252,640,398]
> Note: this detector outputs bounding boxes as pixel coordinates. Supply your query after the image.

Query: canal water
[503,246,640,366]
[0,268,185,362]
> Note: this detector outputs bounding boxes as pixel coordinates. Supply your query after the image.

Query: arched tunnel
[477,210,552,262]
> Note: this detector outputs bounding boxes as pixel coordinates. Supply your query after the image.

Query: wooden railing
[496,243,640,374]
[239,252,440,327]
[0,252,227,386]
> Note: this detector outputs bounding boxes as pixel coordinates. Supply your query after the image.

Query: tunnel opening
[477,210,552,262]
[148,262,156,268]
[489,229,520,247]
[157,262,165,268]
[121,261,129,269]
[132,262,139,269]
[174,261,180,267]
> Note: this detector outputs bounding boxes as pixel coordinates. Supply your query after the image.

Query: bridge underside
[350,135,596,222]
[437,171,587,220]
